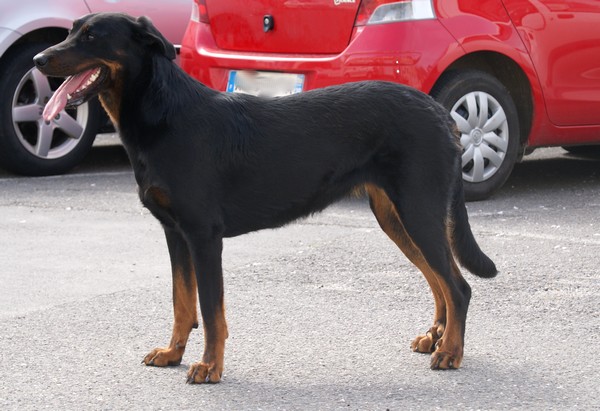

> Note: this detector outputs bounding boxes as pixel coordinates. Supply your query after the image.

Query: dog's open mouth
[43,67,107,122]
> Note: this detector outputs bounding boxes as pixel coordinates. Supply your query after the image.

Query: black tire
[0,42,101,176]
[431,70,520,201]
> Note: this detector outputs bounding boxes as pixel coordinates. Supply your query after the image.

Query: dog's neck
[100,54,216,156]
[98,56,150,130]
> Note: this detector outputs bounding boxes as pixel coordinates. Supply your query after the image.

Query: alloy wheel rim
[11,67,89,160]
[451,91,509,183]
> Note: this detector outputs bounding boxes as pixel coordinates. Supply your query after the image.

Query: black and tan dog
[34,13,497,383]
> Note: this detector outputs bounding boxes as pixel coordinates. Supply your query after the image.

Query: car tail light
[191,0,209,23]
[355,0,435,26]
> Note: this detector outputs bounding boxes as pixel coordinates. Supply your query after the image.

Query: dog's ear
[134,16,176,60]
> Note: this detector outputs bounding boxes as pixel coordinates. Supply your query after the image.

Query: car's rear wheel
[0,42,101,175]
[432,70,520,201]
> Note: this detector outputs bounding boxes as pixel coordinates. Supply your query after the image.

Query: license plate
[227,71,304,97]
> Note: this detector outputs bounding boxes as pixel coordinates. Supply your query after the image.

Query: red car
[181,0,600,200]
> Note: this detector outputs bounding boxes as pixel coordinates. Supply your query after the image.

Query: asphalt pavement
[0,146,598,410]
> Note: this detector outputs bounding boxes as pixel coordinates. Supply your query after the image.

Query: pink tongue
[43,69,97,122]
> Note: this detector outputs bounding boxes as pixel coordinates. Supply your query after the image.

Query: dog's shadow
[171,356,568,409]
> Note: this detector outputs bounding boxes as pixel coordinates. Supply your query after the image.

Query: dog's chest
[139,185,174,225]
[123,145,180,226]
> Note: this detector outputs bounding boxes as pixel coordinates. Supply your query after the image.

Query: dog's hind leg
[366,184,471,369]
[143,228,198,367]
[186,235,228,384]
[366,185,446,351]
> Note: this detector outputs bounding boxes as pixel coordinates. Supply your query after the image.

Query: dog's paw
[411,333,436,353]
[411,323,444,353]
[186,361,222,384]
[143,347,183,367]
[430,348,462,370]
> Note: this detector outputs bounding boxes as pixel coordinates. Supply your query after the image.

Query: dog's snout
[33,53,48,68]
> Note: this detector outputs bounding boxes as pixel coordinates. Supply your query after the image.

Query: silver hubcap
[451,91,509,183]
[12,67,89,160]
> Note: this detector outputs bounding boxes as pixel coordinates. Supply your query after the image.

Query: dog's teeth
[74,69,101,94]
[67,93,72,100]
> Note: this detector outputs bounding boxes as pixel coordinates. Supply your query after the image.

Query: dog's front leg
[186,236,228,384]
[143,228,198,367]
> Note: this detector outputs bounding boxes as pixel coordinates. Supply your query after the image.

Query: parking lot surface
[1,147,598,410]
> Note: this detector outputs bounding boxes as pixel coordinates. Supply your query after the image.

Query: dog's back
[125,73,461,237]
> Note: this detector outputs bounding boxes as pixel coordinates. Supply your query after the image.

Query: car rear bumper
[181,19,463,94]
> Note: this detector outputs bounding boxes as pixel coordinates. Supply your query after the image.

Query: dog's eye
[85,32,95,41]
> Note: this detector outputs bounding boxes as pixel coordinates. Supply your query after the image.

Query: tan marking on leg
[143,263,198,367]
[366,184,447,353]
[187,302,228,384]
[430,258,466,369]
[366,184,467,367]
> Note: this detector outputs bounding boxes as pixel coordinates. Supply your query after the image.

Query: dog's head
[34,12,176,122]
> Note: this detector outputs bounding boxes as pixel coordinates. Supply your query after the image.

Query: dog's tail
[449,168,498,278]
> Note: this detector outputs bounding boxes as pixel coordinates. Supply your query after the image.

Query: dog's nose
[33,53,48,68]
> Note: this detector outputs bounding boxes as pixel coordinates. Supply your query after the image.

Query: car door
[503,0,600,126]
